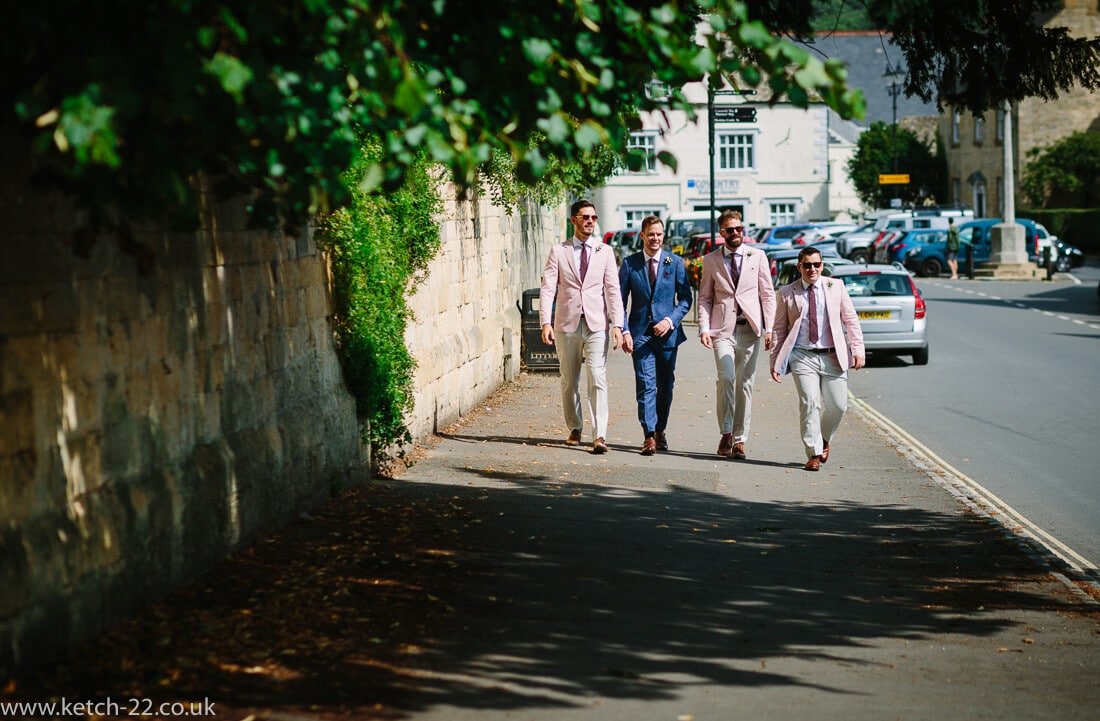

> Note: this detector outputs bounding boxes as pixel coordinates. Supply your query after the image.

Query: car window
[959,227,974,243]
[886,220,906,229]
[840,274,912,297]
[913,219,931,228]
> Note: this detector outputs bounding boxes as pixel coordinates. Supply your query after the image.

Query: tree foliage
[746,0,1100,114]
[4,0,862,232]
[1022,131,1100,208]
[847,121,946,207]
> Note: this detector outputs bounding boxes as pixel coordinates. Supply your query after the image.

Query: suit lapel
[563,241,580,284]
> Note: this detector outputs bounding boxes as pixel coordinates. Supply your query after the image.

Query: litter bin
[518,288,559,371]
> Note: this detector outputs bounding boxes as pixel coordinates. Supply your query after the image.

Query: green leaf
[575,122,602,151]
[738,21,772,48]
[656,150,678,173]
[523,38,554,65]
[204,53,253,102]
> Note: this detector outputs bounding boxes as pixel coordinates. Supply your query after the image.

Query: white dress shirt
[795,281,834,349]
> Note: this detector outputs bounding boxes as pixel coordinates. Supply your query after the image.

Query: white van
[663,211,718,253]
[840,208,973,262]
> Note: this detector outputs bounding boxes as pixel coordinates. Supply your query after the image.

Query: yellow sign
[878,174,910,184]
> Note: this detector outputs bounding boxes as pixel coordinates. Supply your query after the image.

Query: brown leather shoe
[566,429,582,446]
[655,431,668,451]
[732,441,746,460]
[641,437,657,456]
[592,437,608,454]
[820,440,830,464]
[804,456,822,472]
[717,433,733,457]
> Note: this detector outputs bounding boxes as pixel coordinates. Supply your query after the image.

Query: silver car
[828,263,928,365]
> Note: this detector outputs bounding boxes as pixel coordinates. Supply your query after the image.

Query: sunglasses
[576,214,598,221]
[720,227,743,234]
[800,262,823,269]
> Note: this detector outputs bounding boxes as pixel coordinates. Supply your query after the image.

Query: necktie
[807,284,819,344]
[732,252,741,286]
[649,257,658,288]
[579,242,589,282]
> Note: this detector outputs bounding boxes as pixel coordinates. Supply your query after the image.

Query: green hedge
[1020,208,1100,254]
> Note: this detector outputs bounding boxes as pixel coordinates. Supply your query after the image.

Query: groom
[619,215,693,454]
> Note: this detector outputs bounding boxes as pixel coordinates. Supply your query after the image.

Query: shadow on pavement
[10,474,1085,719]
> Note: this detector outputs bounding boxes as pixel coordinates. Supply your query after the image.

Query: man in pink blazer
[769,247,865,471]
[540,200,624,453]
[698,211,776,460]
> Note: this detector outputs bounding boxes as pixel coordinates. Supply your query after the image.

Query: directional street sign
[714,106,757,123]
[878,173,910,184]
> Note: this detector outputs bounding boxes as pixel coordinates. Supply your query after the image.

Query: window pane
[628,133,656,172]
[718,133,754,170]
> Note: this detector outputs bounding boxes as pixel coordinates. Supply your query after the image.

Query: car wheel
[850,249,869,264]
[912,346,929,366]
[919,258,942,278]
[1054,254,1071,273]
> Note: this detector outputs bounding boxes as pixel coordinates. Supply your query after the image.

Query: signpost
[878,173,910,184]
[713,106,757,123]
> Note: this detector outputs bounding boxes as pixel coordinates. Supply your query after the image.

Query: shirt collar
[722,245,742,258]
[644,249,662,263]
[572,236,591,248]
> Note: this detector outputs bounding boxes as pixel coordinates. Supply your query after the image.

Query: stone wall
[403,187,566,441]
[0,155,365,672]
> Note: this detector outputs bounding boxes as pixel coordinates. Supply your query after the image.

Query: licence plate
[858,310,891,320]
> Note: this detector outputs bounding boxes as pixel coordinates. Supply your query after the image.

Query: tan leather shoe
[592,437,609,454]
[566,429,582,446]
[732,441,746,460]
[655,431,668,451]
[820,440,830,464]
[717,433,733,457]
[804,456,822,471]
[641,437,657,456]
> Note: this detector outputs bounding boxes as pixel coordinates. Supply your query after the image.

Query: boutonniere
[594,244,603,252]
[746,250,754,257]
[662,256,672,266]
[826,281,834,288]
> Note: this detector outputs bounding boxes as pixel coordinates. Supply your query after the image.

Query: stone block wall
[403,187,566,441]
[0,153,364,672]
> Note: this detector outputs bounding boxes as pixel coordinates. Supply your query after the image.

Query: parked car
[607,229,639,262]
[902,218,1053,277]
[1051,237,1085,272]
[841,209,973,263]
[828,264,929,365]
[769,246,847,285]
[760,223,824,246]
[791,222,862,246]
[874,228,948,265]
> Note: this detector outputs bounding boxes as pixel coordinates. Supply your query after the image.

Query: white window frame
[623,207,663,229]
[718,132,756,171]
[627,132,658,173]
[767,201,798,226]
[951,109,960,145]
[952,178,961,205]
[974,115,984,143]
[995,108,1005,142]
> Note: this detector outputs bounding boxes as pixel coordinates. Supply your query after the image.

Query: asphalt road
[852,261,1100,567]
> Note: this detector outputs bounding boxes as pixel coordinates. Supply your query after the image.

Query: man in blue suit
[619,215,693,455]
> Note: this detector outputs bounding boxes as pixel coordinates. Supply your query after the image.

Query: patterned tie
[732,252,741,286]
[579,242,589,282]
[649,257,658,288]
[807,283,819,344]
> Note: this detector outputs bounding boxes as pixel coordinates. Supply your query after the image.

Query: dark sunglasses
[720,226,743,234]
[800,261,823,269]
[576,214,598,221]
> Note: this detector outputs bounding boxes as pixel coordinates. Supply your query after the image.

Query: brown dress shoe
[717,433,733,457]
[566,429,582,446]
[641,437,657,456]
[732,441,746,460]
[820,440,830,464]
[592,437,609,454]
[804,456,822,471]
[654,431,668,451]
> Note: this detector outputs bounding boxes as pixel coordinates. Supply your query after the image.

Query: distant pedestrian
[540,200,624,454]
[770,247,865,471]
[946,217,960,279]
[619,216,693,455]
[698,210,775,460]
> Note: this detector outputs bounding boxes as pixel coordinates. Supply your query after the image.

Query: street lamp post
[883,62,905,206]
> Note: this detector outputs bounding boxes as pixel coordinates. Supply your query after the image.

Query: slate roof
[804,31,938,127]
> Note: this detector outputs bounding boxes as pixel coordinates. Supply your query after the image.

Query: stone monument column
[979,101,1034,279]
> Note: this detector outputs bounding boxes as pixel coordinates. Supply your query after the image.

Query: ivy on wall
[317,139,442,456]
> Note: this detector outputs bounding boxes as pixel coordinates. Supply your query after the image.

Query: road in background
[851,262,1100,566]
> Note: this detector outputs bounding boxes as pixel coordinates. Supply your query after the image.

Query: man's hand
[852,355,865,370]
[611,326,623,350]
[770,369,782,383]
[652,318,673,337]
[763,331,774,350]
[541,324,555,345]
[622,332,634,354]
[700,333,713,349]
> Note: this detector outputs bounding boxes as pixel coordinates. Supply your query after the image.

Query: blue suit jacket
[618,251,693,349]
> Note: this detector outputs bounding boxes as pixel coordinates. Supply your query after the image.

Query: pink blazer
[770,278,865,375]
[697,246,776,338]
[539,240,624,333]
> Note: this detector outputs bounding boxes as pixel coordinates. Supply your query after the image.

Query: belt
[798,346,835,354]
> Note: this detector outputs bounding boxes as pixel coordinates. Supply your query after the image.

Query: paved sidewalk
[9,341,1100,721]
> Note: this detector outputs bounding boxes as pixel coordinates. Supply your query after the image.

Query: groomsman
[618,216,693,455]
[698,211,775,460]
[770,247,865,471]
[540,200,624,454]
